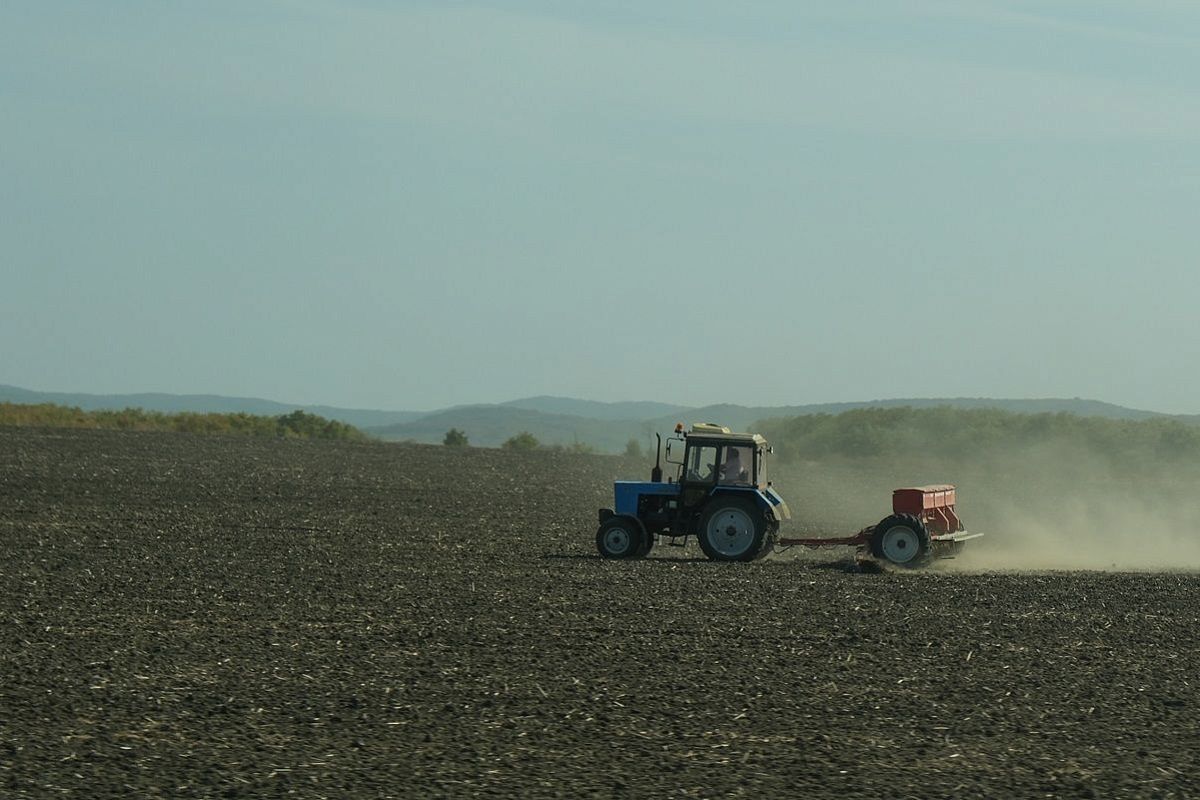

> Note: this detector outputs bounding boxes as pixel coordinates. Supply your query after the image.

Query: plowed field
[2,428,1199,798]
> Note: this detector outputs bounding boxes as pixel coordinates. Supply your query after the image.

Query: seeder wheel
[870,514,933,568]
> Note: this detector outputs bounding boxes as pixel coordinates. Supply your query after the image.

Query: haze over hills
[5,383,1195,453]
[374,396,1181,451]
[500,396,689,421]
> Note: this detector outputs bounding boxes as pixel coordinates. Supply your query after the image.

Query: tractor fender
[761,486,792,521]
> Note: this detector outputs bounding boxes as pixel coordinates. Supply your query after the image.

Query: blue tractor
[597,423,791,562]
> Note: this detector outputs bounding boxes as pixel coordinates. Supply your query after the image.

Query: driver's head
[727,448,739,460]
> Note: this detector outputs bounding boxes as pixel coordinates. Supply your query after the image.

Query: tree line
[0,403,366,441]
[755,406,1200,465]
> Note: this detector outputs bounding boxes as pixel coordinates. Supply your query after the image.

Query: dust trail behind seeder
[946,439,1200,571]
[949,495,1200,571]
[776,441,1200,573]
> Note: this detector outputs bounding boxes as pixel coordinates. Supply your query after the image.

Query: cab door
[678,442,719,521]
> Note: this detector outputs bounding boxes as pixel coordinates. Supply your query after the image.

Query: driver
[720,447,749,484]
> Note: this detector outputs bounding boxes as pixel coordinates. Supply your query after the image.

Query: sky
[3,1,1200,413]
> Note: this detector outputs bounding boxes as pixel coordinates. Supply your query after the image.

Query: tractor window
[685,445,718,483]
[719,446,753,485]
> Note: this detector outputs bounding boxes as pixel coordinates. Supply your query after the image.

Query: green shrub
[502,431,540,451]
[443,428,469,447]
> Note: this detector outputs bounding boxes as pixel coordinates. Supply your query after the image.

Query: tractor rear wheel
[698,498,771,562]
[870,513,933,568]
[596,516,645,559]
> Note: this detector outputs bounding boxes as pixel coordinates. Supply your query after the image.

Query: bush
[443,428,469,447]
[624,438,643,458]
[502,431,540,451]
[275,409,365,440]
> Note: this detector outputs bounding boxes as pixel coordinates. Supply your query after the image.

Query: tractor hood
[614,480,681,516]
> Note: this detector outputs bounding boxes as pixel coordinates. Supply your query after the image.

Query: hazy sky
[4,1,1200,412]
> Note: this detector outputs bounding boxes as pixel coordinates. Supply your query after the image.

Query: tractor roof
[686,424,768,450]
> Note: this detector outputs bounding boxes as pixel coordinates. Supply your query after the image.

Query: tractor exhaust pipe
[650,433,663,482]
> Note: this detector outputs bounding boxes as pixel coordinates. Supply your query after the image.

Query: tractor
[596,423,982,566]
[596,423,790,562]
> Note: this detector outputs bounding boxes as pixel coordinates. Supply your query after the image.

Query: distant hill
[6,384,1191,452]
[501,395,689,421]
[658,397,1167,432]
[371,397,1185,451]
[370,406,648,451]
[0,385,422,430]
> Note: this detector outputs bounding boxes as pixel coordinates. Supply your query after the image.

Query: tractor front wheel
[596,516,645,559]
[698,498,772,562]
[870,514,933,568]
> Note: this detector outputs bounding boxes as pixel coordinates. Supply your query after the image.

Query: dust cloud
[949,493,1200,571]
[950,440,1200,571]
[774,439,1200,573]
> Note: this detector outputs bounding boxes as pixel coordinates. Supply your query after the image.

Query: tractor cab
[666,423,770,490]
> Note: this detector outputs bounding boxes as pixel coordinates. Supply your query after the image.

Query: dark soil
[2,427,1199,798]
